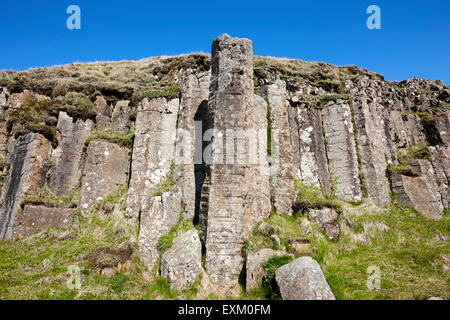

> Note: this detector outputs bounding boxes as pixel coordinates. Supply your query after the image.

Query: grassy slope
[1,181,448,300]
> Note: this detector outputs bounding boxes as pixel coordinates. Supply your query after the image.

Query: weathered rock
[12,205,77,239]
[410,159,444,211]
[262,80,295,215]
[80,141,130,209]
[388,110,409,150]
[49,112,93,195]
[377,108,399,165]
[392,174,443,220]
[291,105,330,194]
[110,100,131,134]
[0,133,52,240]
[351,83,391,207]
[404,113,427,146]
[322,100,362,202]
[95,96,112,130]
[175,71,210,219]
[126,97,179,218]
[0,121,7,154]
[204,34,270,286]
[246,249,294,292]
[307,208,340,241]
[428,145,450,208]
[138,192,181,268]
[161,229,202,290]
[275,256,335,300]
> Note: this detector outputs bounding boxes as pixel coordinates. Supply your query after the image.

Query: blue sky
[1,0,449,83]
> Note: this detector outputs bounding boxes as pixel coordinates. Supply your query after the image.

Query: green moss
[8,98,58,146]
[156,218,195,255]
[132,86,180,106]
[85,130,135,149]
[293,179,343,213]
[150,162,175,197]
[398,144,431,165]
[23,185,81,209]
[261,255,293,300]
[386,163,418,178]
[56,92,96,120]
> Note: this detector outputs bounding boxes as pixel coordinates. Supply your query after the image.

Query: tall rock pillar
[262,81,295,216]
[204,34,270,286]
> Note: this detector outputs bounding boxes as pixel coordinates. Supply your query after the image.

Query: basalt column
[262,80,295,216]
[204,34,270,285]
[0,133,52,240]
[175,71,211,220]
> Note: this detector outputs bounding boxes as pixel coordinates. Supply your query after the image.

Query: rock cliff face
[0,34,448,298]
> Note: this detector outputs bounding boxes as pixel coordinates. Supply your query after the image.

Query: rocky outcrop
[322,100,362,202]
[275,257,335,300]
[138,192,181,268]
[350,79,390,206]
[429,145,449,208]
[262,80,295,215]
[307,208,340,241]
[12,205,76,239]
[175,71,210,219]
[388,110,409,150]
[290,105,330,194]
[246,249,293,292]
[110,100,131,134]
[161,229,202,290]
[80,141,130,209]
[0,133,52,240]
[49,112,93,195]
[392,173,443,220]
[126,98,179,218]
[204,34,270,286]
[95,96,112,131]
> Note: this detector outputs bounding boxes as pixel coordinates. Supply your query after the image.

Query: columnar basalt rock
[0,88,8,153]
[175,71,211,219]
[351,81,391,207]
[410,159,444,211]
[388,110,409,150]
[12,205,77,239]
[95,96,112,130]
[80,141,130,210]
[126,97,179,218]
[161,229,202,290]
[428,145,449,208]
[392,173,443,221]
[204,34,270,286]
[404,114,427,146]
[322,100,362,202]
[138,192,181,268]
[262,80,295,216]
[49,112,93,195]
[291,105,330,195]
[0,133,52,240]
[110,100,131,134]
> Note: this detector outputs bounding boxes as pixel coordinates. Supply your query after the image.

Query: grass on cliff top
[85,130,135,150]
